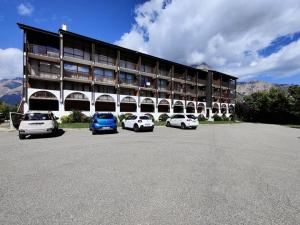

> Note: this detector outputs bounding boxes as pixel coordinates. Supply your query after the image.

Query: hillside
[0,78,22,105]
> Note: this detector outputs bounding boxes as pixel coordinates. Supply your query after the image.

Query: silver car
[18,112,58,139]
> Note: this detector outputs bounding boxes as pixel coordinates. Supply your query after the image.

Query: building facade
[18,23,237,120]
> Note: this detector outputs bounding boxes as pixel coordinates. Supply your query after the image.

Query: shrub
[118,113,133,122]
[158,113,169,121]
[222,114,230,121]
[60,110,90,123]
[212,114,222,121]
[198,114,207,121]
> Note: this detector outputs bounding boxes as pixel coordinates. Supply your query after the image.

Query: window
[64,63,77,72]
[78,66,89,74]
[141,76,152,87]
[120,72,135,84]
[64,40,91,60]
[158,79,167,89]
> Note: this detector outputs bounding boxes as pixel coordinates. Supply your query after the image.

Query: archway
[140,98,154,112]
[197,103,205,113]
[212,103,219,114]
[95,95,115,112]
[158,99,170,113]
[29,91,58,111]
[174,101,184,113]
[221,104,227,114]
[186,102,195,113]
[120,96,137,112]
[65,92,90,111]
[229,104,235,114]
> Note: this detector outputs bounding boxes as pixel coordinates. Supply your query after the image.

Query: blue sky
[0,0,300,84]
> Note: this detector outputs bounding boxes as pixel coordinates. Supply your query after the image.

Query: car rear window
[178,115,185,118]
[139,116,150,120]
[97,114,114,119]
[23,113,51,121]
[186,115,197,119]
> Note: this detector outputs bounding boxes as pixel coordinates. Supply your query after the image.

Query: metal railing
[64,70,92,80]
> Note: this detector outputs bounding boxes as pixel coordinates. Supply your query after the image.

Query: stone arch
[95,94,116,112]
[65,92,90,111]
[174,100,184,113]
[186,102,195,113]
[120,96,137,112]
[141,98,155,113]
[158,99,170,113]
[29,91,59,111]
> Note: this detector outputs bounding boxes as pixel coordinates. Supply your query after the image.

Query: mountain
[0,77,22,105]
[236,80,292,100]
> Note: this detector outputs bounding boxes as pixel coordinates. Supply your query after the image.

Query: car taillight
[138,120,142,123]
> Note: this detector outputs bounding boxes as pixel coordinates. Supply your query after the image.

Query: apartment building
[18,23,237,120]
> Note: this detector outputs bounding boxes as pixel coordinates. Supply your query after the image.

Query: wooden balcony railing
[94,76,116,84]
[119,60,137,70]
[30,72,60,79]
[197,79,206,85]
[64,70,92,80]
[28,44,59,58]
[213,79,221,86]
[119,79,139,86]
[173,73,185,80]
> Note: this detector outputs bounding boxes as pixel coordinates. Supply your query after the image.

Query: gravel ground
[0,123,299,225]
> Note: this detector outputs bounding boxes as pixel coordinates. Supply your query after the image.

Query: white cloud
[115,0,300,80]
[0,48,23,79]
[17,3,34,16]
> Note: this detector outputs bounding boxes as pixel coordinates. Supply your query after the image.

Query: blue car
[90,113,117,134]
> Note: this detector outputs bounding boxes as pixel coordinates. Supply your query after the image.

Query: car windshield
[186,115,197,119]
[139,116,150,120]
[23,113,52,121]
[97,114,114,119]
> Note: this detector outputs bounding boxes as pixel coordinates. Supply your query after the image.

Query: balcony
[119,79,139,88]
[173,88,184,94]
[94,76,116,85]
[186,76,196,84]
[197,90,206,96]
[186,89,196,96]
[213,91,221,97]
[29,71,60,80]
[119,60,138,72]
[28,44,59,58]
[213,79,221,86]
[197,78,206,86]
[64,70,92,82]
[173,73,185,81]
[222,81,229,88]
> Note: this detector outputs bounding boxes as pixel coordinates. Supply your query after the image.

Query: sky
[0,0,300,84]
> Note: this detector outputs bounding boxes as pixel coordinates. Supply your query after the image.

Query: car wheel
[134,124,139,132]
[92,129,97,135]
[166,121,170,127]
[121,123,125,129]
[192,126,197,130]
[113,128,118,133]
[181,123,186,129]
[19,132,25,140]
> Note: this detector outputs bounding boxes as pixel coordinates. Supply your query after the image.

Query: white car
[166,114,198,129]
[121,115,154,132]
[18,112,58,139]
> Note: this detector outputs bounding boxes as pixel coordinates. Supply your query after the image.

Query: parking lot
[0,123,299,225]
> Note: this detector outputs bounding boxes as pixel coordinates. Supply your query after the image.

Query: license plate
[102,126,110,130]
[145,124,151,126]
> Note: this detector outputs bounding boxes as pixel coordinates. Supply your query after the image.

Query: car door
[170,115,178,127]
[178,115,185,125]
[130,115,137,128]
[124,116,131,128]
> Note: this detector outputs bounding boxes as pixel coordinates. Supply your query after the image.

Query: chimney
[61,24,67,31]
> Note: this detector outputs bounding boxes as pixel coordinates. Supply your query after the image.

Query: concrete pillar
[207,108,213,121]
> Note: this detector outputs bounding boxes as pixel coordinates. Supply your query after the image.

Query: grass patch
[59,123,89,129]
[198,120,240,124]
[286,124,300,129]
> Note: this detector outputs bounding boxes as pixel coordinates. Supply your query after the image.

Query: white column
[207,108,213,121]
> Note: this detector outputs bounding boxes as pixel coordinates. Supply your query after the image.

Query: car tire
[113,128,118,133]
[92,129,97,135]
[19,132,25,140]
[121,123,125,129]
[166,121,170,127]
[181,123,186,129]
[134,124,139,132]
[192,127,197,130]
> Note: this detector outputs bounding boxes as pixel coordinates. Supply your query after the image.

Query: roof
[17,23,237,79]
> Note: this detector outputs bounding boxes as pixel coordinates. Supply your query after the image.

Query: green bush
[158,113,169,121]
[222,114,230,121]
[60,110,90,123]
[198,114,207,121]
[212,114,222,121]
[118,113,133,122]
